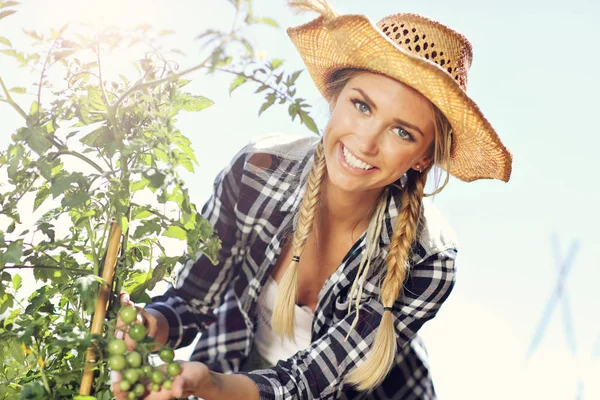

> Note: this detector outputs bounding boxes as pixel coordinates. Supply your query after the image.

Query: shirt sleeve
[144,145,249,349]
[238,247,457,400]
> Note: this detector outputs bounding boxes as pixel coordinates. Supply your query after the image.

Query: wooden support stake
[79,222,123,396]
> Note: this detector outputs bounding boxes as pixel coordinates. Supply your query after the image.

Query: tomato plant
[0,0,319,398]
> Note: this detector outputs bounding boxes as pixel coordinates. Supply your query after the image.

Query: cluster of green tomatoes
[107,306,181,399]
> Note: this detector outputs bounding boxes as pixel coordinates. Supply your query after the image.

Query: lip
[338,143,377,175]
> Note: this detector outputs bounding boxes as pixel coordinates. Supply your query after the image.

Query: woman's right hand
[115,292,163,352]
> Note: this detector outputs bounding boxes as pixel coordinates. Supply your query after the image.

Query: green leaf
[49,173,74,198]
[37,222,55,242]
[258,93,276,116]
[255,84,269,93]
[271,59,284,69]
[173,94,214,112]
[87,87,105,111]
[249,16,279,27]
[0,49,26,65]
[0,36,10,47]
[1,2,21,9]
[0,10,16,20]
[33,187,50,211]
[299,110,319,134]
[133,210,153,220]
[61,191,91,208]
[7,221,15,233]
[229,75,247,95]
[290,70,302,85]
[20,127,52,156]
[12,273,21,291]
[22,29,43,41]
[9,87,25,94]
[3,242,23,263]
[163,225,186,240]
[80,126,114,147]
[132,219,161,239]
[29,100,38,115]
[130,179,148,193]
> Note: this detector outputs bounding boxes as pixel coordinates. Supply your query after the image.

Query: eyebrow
[351,88,425,138]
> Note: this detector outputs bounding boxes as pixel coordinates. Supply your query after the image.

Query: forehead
[345,72,432,107]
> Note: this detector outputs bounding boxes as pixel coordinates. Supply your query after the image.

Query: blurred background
[1,0,599,398]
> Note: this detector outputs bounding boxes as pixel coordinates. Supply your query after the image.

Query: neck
[319,175,384,234]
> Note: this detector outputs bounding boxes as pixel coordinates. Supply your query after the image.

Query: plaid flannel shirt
[146,133,458,399]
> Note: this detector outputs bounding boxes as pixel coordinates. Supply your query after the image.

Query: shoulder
[415,197,459,259]
[245,132,319,161]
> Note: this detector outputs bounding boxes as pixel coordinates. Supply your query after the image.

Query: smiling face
[323,71,436,196]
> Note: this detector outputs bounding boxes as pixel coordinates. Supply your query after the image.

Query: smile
[342,144,374,170]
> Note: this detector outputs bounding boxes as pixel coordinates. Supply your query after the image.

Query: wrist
[195,370,221,399]
[143,308,169,350]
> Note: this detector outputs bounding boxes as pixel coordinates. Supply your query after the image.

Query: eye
[351,99,370,115]
[393,127,415,141]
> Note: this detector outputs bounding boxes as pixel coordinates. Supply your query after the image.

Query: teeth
[342,145,373,170]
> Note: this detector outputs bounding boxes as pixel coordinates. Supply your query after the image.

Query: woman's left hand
[111,360,215,400]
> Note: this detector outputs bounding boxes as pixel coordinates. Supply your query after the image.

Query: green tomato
[123,368,140,384]
[127,392,136,400]
[133,383,145,397]
[107,339,127,355]
[128,323,147,342]
[167,362,181,377]
[108,355,126,371]
[119,306,138,325]
[162,379,173,390]
[118,379,131,392]
[159,348,175,363]
[151,370,163,384]
[141,365,153,377]
[151,383,161,392]
[125,351,142,368]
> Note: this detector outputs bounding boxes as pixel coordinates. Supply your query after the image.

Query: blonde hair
[271,65,453,392]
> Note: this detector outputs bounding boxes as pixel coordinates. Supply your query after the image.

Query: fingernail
[111,370,119,383]
[120,292,130,304]
[115,330,124,340]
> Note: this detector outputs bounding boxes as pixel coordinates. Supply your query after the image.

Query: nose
[355,121,382,156]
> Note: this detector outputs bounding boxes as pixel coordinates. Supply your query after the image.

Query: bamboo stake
[79,222,123,396]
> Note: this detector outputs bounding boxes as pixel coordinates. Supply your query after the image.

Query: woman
[113,0,512,398]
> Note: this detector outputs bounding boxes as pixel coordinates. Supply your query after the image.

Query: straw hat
[286,0,512,182]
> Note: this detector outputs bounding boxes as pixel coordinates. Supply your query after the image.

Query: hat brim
[287,15,512,182]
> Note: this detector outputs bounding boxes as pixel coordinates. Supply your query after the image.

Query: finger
[120,291,132,305]
[171,376,185,398]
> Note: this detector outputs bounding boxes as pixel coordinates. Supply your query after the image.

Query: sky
[1,0,600,398]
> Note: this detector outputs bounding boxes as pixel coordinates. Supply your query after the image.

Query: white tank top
[254,275,314,365]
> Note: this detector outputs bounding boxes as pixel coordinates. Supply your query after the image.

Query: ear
[412,154,434,172]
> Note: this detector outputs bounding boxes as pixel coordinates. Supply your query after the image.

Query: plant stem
[214,66,294,102]
[33,337,52,395]
[113,52,215,111]
[86,219,99,272]
[37,40,58,125]
[1,265,92,275]
[0,76,28,119]
[96,43,111,107]
[54,149,105,174]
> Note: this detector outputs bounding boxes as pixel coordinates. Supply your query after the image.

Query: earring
[414,165,421,172]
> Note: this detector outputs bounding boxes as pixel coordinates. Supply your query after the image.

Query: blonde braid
[345,168,427,391]
[272,141,327,341]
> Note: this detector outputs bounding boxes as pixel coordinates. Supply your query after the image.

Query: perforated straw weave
[286,5,513,182]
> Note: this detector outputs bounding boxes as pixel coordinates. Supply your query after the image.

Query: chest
[270,227,359,313]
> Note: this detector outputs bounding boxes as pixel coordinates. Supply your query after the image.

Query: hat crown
[377,14,473,91]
